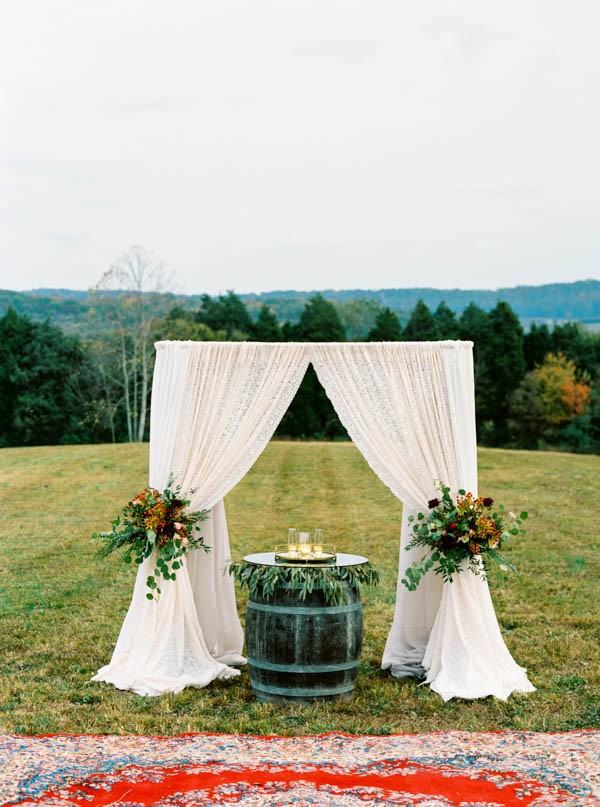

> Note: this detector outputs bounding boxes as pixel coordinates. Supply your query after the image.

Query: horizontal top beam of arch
[154,339,474,351]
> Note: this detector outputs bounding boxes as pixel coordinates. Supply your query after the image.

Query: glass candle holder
[298,531,312,555]
[285,528,298,557]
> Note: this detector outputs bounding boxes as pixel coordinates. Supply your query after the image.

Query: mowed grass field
[0,441,598,736]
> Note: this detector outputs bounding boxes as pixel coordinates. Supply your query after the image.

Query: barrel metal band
[248,657,359,674]
[251,682,355,698]
[247,601,362,616]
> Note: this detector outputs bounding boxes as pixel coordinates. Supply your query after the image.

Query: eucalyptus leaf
[229,560,379,606]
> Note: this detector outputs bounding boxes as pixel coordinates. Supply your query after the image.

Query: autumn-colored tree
[509,352,591,446]
[535,352,590,425]
[561,376,591,418]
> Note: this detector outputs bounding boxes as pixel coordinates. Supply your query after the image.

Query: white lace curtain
[93,341,310,695]
[313,342,534,700]
[94,340,534,701]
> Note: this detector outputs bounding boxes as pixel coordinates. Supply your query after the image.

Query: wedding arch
[93,340,535,701]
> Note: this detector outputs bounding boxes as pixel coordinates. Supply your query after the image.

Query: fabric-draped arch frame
[93,340,534,701]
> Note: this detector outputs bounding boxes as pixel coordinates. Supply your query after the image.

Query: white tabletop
[243,551,369,568]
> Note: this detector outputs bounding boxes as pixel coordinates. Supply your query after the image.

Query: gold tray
[274,544,336,564]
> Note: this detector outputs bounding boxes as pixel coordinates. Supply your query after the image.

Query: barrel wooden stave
[245,585,363,703]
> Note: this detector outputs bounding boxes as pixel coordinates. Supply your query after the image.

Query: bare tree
[91,245,174,442]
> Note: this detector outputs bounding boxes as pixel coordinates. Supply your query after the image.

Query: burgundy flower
[428,497,441,509]
[482,497,494,508]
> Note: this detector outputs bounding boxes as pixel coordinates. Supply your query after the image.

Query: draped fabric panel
[93,341,310,696]
[91,551,237,696]
[310,342,463,681]
[312,342,460,508]
[422,570,535,701]
[420,346,535,699]
[94,339,533,701]
[312,341,534,700]
[185,500,246,666]
[164,341,311,511]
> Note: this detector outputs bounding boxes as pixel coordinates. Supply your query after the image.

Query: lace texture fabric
[94,341,310,696]
[166,341,311,510]
[94,340,534,701]
[423,569,536,701]
[313,341,533,699]
[91,552,240,696]
[312,342,463,508]
[312,343,461,681]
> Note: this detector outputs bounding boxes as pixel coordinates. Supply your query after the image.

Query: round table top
[243,551,369,568]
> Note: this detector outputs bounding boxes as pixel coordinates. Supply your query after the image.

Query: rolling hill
[0,279,598,333]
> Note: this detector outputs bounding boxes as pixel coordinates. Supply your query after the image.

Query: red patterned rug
[1,731,598,806]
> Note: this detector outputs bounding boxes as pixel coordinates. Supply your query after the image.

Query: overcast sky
[2,0,599,296]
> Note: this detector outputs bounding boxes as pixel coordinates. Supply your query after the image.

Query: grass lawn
[0,441,598,736]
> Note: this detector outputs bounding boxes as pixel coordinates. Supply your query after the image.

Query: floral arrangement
[94,480,209,599]
[401,483,527,591]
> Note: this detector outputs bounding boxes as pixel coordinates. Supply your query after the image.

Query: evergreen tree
[479,301,526,443]
[277,294,347,439]
[196,291,254,338]
[459,302,490,345]
[402,300,438,341]
[432,301,460,339]
[252,304,283,341]
[281,321,299,341]
[551,322,597,376]
[507,372,545,449]
[0,308,94,446]
[367,307,403,341]
[524,322,553,370]
[295,294,346,342]
[0,307,34,442]
[459,303,491,440]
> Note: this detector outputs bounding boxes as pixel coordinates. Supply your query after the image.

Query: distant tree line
[1,288,598,452]
[3,278,599,331]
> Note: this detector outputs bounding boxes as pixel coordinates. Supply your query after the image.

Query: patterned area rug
[1,731,598,806]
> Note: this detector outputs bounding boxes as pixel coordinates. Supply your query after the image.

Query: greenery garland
[228,560,379,607]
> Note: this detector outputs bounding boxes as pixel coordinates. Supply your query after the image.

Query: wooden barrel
[245,583,363,703]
